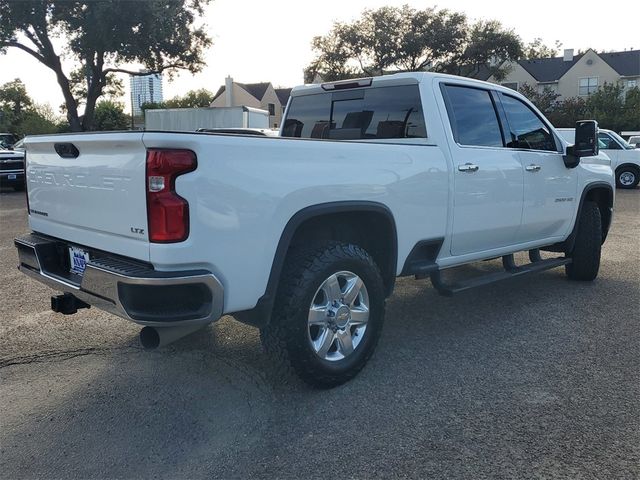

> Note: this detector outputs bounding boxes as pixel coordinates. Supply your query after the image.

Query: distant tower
[129,72,164,117]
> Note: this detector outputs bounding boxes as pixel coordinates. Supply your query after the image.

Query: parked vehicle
[144,106,269,132]
[627,136,640,148]
[0,132,17,149]
[558,128,640,189]
[0,148,25,191]
[11,138,25,153]
[15,73,613,387]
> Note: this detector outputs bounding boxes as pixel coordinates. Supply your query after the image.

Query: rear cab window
[282,85,427,141]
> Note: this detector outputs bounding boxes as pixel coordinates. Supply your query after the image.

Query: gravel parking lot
[1,188,638,479]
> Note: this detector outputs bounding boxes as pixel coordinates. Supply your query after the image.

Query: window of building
[442,85,503,147]
[499,93,557,152]
[282,85,427,140]
[538,84,558,94]
[579,77,598,96]
[627,79,638,89]
[268,103,276,116]
[501,82,518,91]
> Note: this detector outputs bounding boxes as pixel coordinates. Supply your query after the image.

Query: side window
[442,85,504,147]
[598,133,620,150]
[499,94,557,152]
[281,85,426,140]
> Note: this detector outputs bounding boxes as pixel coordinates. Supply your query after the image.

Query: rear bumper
[15,233,224,327]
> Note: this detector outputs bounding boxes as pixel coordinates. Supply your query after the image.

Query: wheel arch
[233,201,398,328]
[615,163,640,174]
[565,182,614,252]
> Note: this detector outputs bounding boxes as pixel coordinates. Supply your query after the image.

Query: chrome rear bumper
[15,233,224,327]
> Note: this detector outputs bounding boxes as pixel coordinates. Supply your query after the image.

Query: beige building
[481,49,640,99]
[211,77,291,128]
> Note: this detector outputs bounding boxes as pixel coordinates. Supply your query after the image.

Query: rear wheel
[615,166,639,189]
[261,241,385,388]
[565,201,602,281]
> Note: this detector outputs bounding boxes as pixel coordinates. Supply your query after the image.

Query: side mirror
[564,120,599,168]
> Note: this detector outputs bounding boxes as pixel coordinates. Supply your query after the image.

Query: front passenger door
[497,93,578,243]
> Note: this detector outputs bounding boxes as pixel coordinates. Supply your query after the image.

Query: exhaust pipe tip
[139,324,208,350]
[140,326,161,350]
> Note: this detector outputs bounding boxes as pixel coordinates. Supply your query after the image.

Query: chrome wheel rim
[307,271,369,362]
[620,171,636,186]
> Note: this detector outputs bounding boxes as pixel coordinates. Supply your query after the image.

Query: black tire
[615,166,640,189]
[260,241,386,388]
[565,201,602,281]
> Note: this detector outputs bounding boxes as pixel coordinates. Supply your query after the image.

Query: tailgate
[25,132,150,261]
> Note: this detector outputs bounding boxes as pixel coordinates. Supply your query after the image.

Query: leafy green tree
[523,38,562,59]
[93,100,130,131]
[0,0,212,131]
[441,20,522,81]
[622,87,640,130]
[0,78,61,135]
[584,83,627,132]
[141,89,215,111]
[518,84,560,114]
[547,97,587,127]
[306,6,522,81]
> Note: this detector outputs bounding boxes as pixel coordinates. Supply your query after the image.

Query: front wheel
[565,201,602,281]
[261,242,386,388]
[616,166,640,189]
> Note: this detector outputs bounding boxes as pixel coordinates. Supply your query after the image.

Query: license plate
[69,246,90,275]
[8,174,16,180]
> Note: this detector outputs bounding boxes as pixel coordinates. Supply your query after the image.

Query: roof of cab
[290,71,525,97]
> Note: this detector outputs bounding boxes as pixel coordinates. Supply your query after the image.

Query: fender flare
[564,181,614,252]
[233,201,398,328]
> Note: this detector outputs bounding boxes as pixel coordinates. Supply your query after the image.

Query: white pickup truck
[558,128,640,189]
[15,73,614,387]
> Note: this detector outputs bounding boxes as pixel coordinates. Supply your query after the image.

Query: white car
[558,128,640,189]
[15,73,614,387]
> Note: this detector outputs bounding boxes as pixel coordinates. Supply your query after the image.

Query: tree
[93,100,129,131]
[0,0,212,131]
[142,88,215,110]
[0,78,60,135]
[584,83,627,132]
[518,83,560,115]
[306,6,522,82]
[524,38,562,59]
[440,20,522,81]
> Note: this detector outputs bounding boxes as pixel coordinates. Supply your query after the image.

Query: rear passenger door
[497,93,578,243]
[441,84,524,256]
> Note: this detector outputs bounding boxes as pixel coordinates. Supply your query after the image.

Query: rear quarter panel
[141,132,449,313]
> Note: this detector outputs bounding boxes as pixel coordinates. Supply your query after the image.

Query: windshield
[608,131,635,150]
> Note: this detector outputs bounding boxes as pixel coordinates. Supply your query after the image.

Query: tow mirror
[564,120,598,168]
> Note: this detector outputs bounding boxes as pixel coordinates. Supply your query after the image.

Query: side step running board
[430,253,571,297]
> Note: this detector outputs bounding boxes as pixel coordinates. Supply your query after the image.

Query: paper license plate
[69,246,90,275]
[8,174,16,180]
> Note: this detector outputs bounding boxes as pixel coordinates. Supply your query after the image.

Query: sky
[0,0,638,116]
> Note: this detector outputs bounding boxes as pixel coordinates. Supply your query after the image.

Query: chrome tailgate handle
[458,163,479,172]
[525,164,541,172]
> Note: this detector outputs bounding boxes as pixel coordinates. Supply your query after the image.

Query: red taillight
[146,149,197,243]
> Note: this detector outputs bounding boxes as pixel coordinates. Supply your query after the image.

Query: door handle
[458,163,479,173]
[525,164,541,172]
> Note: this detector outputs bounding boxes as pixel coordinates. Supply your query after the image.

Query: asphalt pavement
[1,188,638,479]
